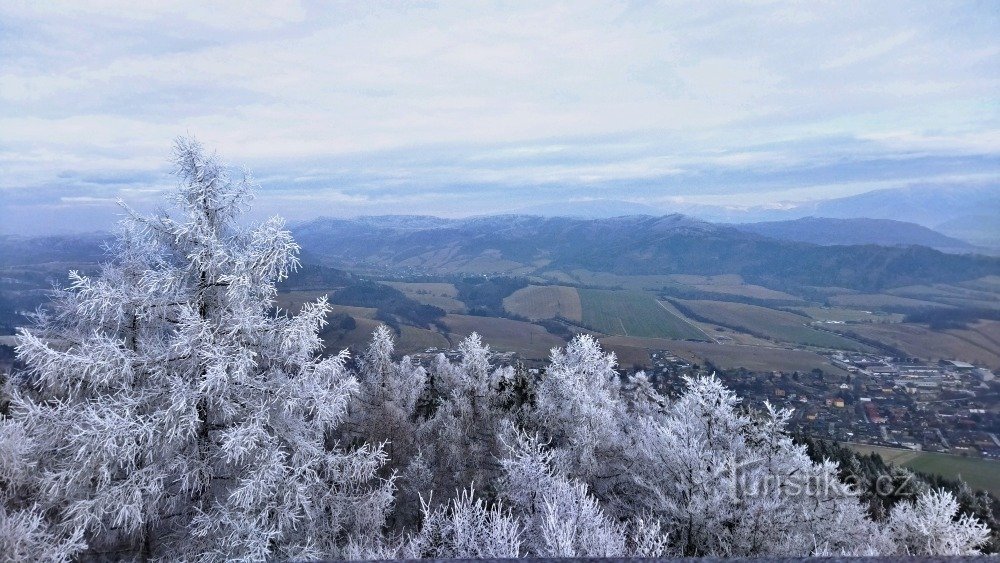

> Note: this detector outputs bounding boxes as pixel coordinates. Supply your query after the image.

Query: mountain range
[292,214,999,292]
[730,217,975,252]
[3,212,995,294]
[510,185,998,248]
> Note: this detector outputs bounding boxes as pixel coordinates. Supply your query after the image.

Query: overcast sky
[1,1,997,234]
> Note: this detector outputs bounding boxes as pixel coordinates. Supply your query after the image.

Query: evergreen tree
[1,138,392,560]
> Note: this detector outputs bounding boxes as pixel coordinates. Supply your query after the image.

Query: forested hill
[292,214,1000,291]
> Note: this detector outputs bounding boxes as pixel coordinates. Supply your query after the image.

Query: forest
[0,140,991,561]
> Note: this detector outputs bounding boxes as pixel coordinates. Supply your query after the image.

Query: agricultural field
[440,314,566,360]
[320,316,451,356]
[958,275,1000,293]
[885,283,1000,310]
[845,321,1000,369]
[275,291,377,319]
[828,293,952,310]
[503,285,582,321]
[600,336,851,375]
[669,274,803,301]
[846,444,1000,496]
[579,289,707,340]
[674,299,873,351]
[383,281,467,313]
[792,306,903,324]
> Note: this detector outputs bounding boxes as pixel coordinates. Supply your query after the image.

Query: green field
[846,444,1000,496]
[579,289,707,340]
[677,299,873,351]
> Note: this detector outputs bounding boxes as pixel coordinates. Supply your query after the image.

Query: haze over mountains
[730,218,975,253]
[3,213,996,295]
[292,213,999,292]
[2,185,996,294]
[511,184,998,249]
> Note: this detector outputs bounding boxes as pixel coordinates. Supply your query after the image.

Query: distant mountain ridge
[512,199,668,218]
[292,214,1000,291]
[731,217,976,252]
[499,185,999,249]
[4,213,997,293]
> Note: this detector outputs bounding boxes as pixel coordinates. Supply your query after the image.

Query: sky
[1,1,998,234]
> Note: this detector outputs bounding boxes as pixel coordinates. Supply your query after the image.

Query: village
[646,349,1000,461]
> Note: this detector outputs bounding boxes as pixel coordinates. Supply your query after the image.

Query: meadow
[846,444,1000,496]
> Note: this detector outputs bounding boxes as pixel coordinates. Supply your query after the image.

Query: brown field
[320,316,383,352]
[275,290,334,311]
[441,314,566,360]
[600,336,851,375]
[503,285,583,321]
[383,281,467,313]
[958,276,1000,293]
[676,300,871,351]
[666,275,803,301]
[828,293,952,310]
[846,322,1000,369]
[396,248,531,275]
[670,274,744,286]
[276,291,378,319]
[804,286,861,296]
[384,281,459,297]
[695,284,801,301]
[321,318,451,355]
[537,270,578,284]
[793,307,903,324]
[886,283,1000,310]
[397,325,452,352]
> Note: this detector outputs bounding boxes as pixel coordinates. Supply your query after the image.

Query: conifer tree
[1,138,392,560]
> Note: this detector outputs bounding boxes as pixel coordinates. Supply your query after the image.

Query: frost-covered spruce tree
[346,325,426,527]
[349,326,426,465]
[1,138,391,560]
[411,333,522,506]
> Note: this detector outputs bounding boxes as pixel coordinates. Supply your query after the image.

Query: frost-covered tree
[499,431,667,558]
[888,488,990,555]
[530,337,890,556]
[530,335,635,507]
[346,325,426,527]
[643,375,884,556]
[412,333,522,505]
[1,138,391,560]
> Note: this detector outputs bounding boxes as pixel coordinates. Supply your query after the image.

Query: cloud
[0,1,997,233]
